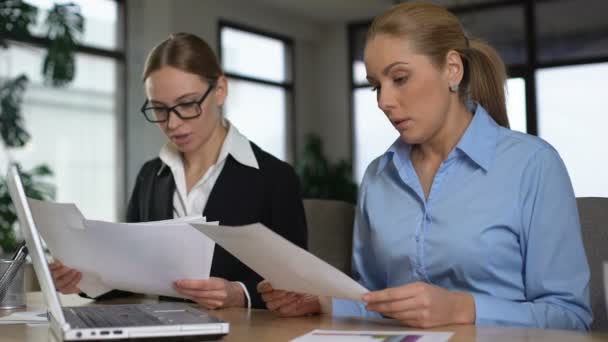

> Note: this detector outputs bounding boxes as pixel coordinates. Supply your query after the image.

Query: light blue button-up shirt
[333,104,592,331]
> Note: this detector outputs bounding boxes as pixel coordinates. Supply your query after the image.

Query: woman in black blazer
[50,32,307,309]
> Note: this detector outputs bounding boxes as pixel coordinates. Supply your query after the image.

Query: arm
[474,147,592,330]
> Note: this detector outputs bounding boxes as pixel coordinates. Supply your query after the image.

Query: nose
[377,86,396,114]
[165,109,184,130]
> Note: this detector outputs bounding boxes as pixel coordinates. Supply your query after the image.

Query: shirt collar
[158,119,259,176]
[376,102,499,175]
[453,102,499,172]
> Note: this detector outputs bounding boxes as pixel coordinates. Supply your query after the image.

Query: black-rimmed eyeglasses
[140,84,215,123]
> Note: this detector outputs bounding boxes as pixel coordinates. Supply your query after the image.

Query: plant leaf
[42,2,84,86]
[0,74,30,147]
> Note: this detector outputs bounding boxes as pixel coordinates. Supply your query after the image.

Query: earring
[449,84,459,93]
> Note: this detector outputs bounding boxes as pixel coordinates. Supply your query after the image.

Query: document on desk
[29,199,216,298]
[290,330,453,342]
[191,223,368,301]
[0,310,48,325]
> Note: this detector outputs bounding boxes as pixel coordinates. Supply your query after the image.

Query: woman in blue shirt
[258,2,592,330]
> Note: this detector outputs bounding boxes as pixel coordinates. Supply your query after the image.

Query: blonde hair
[142,32,223,83]
[367,2,509,128]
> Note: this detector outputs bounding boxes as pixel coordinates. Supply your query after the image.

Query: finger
[266,294,300,311]
[392,309,426,323]
[175,288,228,301]
[54,269,79,287]
[257,280,273,293]
[260,289,290,302]
[363,283,422,304]
[49,261,63,270]
[56,270,81,291]
[61,274,82,294]
[174,279,223,291]
[51,266,73,281]
[196,300,224,310]
[277,295,314,316]
[366,296,421,314]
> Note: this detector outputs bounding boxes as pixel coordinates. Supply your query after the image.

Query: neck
[182,123,228,175]
[415,100,472,162]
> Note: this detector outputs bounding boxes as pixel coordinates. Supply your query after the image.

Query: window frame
[218,20,296,162]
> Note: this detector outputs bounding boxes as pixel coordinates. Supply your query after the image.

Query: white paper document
[0,310,48,325]
[290,329,453,342]
[29,199,215,298]
[191,223,368,301]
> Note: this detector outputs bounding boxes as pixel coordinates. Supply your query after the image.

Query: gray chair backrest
[303,199,355,275]
[577,197,608,331]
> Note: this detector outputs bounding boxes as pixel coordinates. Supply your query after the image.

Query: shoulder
[135,158,166,181]
[496,127,562,165]
[250,142,298,181]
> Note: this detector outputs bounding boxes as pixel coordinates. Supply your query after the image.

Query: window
[537,63,608,197]
[506,78,527,133]
[353,88,397,183]
[0,0,123,221]
[219,23,293,161]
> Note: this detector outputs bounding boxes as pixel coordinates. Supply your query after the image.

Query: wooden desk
[1,292,607,341]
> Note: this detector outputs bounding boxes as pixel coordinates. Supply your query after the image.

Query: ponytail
[462,39,509,128]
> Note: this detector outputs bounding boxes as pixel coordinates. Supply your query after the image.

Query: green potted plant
[295,134,358,204]
[0,0,84,255]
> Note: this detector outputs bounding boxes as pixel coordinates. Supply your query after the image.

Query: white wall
[124,0,353,217]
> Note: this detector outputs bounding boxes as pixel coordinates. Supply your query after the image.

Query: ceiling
[250,0,506,23]
[250,0,393,23]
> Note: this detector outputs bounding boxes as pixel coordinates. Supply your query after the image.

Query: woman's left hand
[174,277,245,310]
[363,281,475,328]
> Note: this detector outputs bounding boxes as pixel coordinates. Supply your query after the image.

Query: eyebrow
[366,61,409,82]
[150,92,201,105]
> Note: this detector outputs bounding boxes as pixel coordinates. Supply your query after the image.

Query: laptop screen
[6,165,67,326]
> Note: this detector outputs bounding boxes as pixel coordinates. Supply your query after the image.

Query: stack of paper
[28,199,215,298]
[0,310,48,325]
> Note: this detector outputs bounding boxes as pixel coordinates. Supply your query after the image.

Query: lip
[170,133,192,146]
[391,118,412,130]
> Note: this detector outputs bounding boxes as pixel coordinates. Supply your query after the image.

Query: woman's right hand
[257,280,321,317]
[49,260,82,294]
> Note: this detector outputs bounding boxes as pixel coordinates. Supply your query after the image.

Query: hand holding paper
[29,199,216,298]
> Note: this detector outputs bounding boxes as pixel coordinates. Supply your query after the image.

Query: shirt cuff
[235,281,251,309]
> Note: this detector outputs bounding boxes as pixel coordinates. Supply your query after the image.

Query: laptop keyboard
[64,306,163,328]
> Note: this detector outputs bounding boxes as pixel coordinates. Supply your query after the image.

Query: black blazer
[124,142,307,308]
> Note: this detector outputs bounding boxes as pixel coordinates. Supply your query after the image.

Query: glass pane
[24,0,118,50]
[0,45,118,220]
[221,27,288,83]
[351,24,369,85]
[352,60,368,86]
[537,62,608,197]
[537,0,608,63]
[457,5,526,65]
[353,87,398,184]
[224,79,287,161]
[506,78,526,133]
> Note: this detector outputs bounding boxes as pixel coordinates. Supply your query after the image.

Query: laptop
[6,165,229,341]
